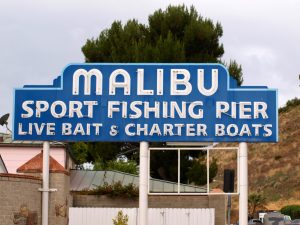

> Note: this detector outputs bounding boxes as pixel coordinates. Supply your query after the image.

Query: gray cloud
[0,0,299,132]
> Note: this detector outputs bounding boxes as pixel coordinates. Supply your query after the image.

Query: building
[0,132,74,173]
[0,154,7,173]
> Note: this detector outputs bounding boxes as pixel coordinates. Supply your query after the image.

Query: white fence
[69,207,215,225]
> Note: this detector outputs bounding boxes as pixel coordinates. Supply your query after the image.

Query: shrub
[78,181,139,198]
[106,160,138,175]
[274,155,282,160]
[279,98,300,113]
[281,205,300,220]
[248,193,267,217]
[112,211,129,225]
[186,157,218,185]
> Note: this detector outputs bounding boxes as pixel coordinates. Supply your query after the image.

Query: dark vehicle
[248,219,263,224]
[291,219,300,225]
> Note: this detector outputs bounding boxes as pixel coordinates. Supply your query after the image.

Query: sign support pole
[139,141,149,225]
[227,195,231,225]
[42,141,50,225]
[239,142,248,225]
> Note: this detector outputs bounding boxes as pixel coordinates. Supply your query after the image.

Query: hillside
[211,101,300,209]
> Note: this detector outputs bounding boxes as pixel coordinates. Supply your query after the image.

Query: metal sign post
[39,142,57,225]
[239,142,248,225]
[227,195,231,225]
[139,141,149,225]
[42,141,50,225]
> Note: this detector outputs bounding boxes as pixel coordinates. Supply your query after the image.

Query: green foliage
[112,211,129,225]
[92,158,138,174]
[93,159,105,170]
[106,160,138,175]
[186,161,207,185]
[248,193,267,217]
[186,157,218,185]
[82,4,243,84]
[209,158,218,182]
[149,150,217,184]
[148,5,224,62]
[70,142,123,166]
[79,181,139,198]
[150,150,183,182]
[227,60,244,86]
[71,142,90,165]
[281,205,300,220]
[279,98,300,113]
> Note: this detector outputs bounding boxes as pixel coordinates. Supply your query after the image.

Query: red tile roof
[17,151,68,174]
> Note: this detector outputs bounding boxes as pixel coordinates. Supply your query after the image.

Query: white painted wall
[69,208,215,225]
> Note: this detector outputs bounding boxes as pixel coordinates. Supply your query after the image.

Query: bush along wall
[76,182,139,198]
[281,205,300,220]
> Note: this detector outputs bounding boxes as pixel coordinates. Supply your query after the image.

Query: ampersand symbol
[109,125,118,136]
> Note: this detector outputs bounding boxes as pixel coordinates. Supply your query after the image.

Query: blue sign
[13,63,278,142]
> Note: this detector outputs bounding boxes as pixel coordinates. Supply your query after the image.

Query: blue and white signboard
[13,64,278,142]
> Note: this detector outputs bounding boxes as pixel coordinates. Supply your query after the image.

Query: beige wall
[0,172,71,225]
[0,174,42,225]
[72,194,226,225]
[209,195,226,225]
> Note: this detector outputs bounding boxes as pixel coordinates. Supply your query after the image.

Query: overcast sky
[0,0,299,133]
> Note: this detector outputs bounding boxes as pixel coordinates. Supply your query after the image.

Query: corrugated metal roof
[70,170,207,193]
[0,133,65,147]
